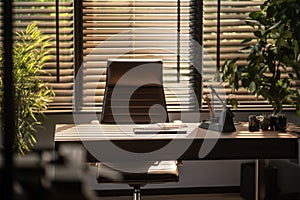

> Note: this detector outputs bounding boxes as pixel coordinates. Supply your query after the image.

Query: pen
[203,94,215,119]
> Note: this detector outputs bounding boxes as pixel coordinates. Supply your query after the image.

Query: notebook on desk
[133,123,188,134]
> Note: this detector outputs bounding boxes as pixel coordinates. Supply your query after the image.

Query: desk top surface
[55,122,299,161]
[55,122,299,142]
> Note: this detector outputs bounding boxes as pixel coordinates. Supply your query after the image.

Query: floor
[95,193,244,200]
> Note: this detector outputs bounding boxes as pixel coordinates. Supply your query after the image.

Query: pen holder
[248,115,260,132]
[220,108,236,132]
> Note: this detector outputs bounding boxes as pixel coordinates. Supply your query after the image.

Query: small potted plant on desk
[219,0,300,131]
[0,24,54,154]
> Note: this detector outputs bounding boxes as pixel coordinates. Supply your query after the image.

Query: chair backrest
[101,59,169,124]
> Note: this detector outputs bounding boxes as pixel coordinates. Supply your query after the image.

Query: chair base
[133,186,141,200]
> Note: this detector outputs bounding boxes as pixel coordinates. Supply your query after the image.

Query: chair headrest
[107,59,163,87]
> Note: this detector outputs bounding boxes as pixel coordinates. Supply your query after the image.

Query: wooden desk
[55,122,298,161]
[55,122,299,200]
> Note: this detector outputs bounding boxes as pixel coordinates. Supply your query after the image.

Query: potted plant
[0,24,54,154]
[220,0,300,116]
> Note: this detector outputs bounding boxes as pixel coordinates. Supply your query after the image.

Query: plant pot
[269,114,287,131]
[276,114,287,131]
[259,115,270,131]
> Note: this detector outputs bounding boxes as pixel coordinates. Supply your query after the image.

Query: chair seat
[97,161,179,185]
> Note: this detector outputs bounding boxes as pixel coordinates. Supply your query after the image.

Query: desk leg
[298,137,300,165]
[255,159,265,200]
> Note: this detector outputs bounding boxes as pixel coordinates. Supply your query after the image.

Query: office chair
[97,59,179,200]
[101,58,169,124]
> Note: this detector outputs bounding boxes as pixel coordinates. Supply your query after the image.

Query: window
[202,0,299,111]
[3,0,297,112]
[5,1,74,112]
[202,0,265,110]
[78,0,195,112]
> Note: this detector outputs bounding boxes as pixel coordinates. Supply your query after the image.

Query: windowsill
[42,107,297,114]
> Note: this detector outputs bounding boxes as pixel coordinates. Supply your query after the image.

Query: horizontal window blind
[0,1,74,112]
[80,0,196,112]
[202,0,262,110]
[202,0,299,111]
[3,0,296,113]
